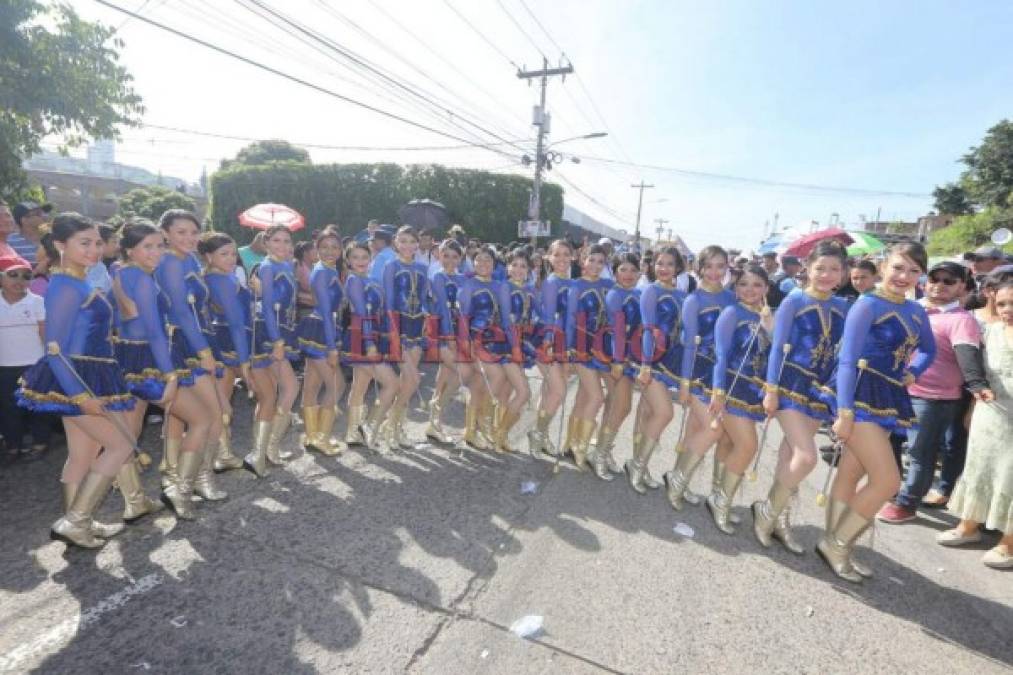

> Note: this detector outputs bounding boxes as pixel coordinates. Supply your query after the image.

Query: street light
[547,131,608,148]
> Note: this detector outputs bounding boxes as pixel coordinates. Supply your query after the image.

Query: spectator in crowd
[367,228,395,281]
[9,201,51,264]
[366,218,380,237]
[597,238,615,280]
[294,240,318,318]
[967,245,1005,280]
[877,262,987,523]
[29,229,59,296]
[98,222,120,270]
[0,200,19,258]
[761,251,778,276]
[766,254,801,308]
[0,256,49,459]
[837,259,878,302]
[238,230,267,270]
[972,268,1013,329]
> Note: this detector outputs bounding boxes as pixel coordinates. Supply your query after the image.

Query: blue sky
[66,0,1013,250]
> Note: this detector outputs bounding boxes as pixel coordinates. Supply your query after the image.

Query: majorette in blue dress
[431,269,465,346]
[17,270,134,416]
[605,284,642,380]
[156,250,216,376]
[383,257,430,351]
[255,256,300,361]
[344,272,388,363]
[205,270,255,369]
[566,276,615,372]
[114,264,196,400]
[830,289,936,431]
[297,261,343,360]
[503,279,539,368]
[681,283,736,401]
[538,273,571,362]
[711,302,772,422]
[765,288,848,422]
[459,276,515,363]
[639,281,687,388]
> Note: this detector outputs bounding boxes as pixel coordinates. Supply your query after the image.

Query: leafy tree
[961,119,1013,209]
[118,185,196,222]
[0,0,143,195]
[926,207,1013,256]
[220,140,310,170]
[932,182,974,215]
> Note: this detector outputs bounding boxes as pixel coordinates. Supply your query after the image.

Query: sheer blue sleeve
[134,273,174,373]
[539,277,559,346]
[382,260,397,315]
[418,266,432,314]
[157,254,209,353]
[496,281,516,349]
[431,273,452,336]
[565,280,580,351]
[207,274,250,364]
[680,293,701,380]
[640,284,659,366]
[766,292,802,384]
[711,306,738,394]
[836,296,876,411]
[311,269,337,351]
[43,281,86,398]
[907,303,937,377]
[606,289,623,362]
[458,279,473,319]
[258,262,281,343]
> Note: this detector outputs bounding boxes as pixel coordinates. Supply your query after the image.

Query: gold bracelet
[838,408,855,420]
[272,339,285,348]
[164,373,179,384]
[197,348,213,359]
[70,392,92,405]
[764,383,779,394]
[711,388,727,399]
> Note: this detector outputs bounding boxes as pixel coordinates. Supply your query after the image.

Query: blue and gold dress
[831,289,936,431]
[765,288,848,422]
[431,269,465,345]
[205,270,255,369]
[504,279,539,368]
[255,256,300,361]
[17,270,134,416]
[605,285,642,379]
[297,261,343,360]
[711,303,771,422]
[681,283,737,402]
[539,273,571,362]
[115,264,195,400]
[156,250,216,376]
[640,281,687,388]
[566,276,614,371]
[383,257,430,350]
[344,272,388,364]
[460,276,515,363]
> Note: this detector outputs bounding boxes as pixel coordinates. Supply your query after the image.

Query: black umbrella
[398,199,449,231]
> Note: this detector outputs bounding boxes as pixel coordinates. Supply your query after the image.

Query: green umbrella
[847,231,885,256]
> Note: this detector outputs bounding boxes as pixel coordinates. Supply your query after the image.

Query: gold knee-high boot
[266,407,293,464]
[591,425,621,477]
[494,407,520,452]
[392,402,412,449]
[752,479,794,548]
[52,472,117,549]
[301,405,321,451]
[117,458,163,523]
[827,499,872,578]
[363,404,389,453]
[194,438,228,502]
[463,397,490,450]
[213,425,243,472]
[345,404,366,446]
[570,418,596,470]
[316,407,345,455]
[560,414,578,457]
[707,468,744,535]
[527,409,557,456]
[243,418,273,478]
[161,449,202,521]
[63,480,124,538]
[160,437,181,490]
[816,507,870,584]
[663,450,705,510]
[477,398,497,448]
[624,437,659,494]
[672,446,700,503]
[425,390,453,444]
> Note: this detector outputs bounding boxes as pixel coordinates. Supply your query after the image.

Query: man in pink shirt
[0,201,20,259]
[878,261,987,523]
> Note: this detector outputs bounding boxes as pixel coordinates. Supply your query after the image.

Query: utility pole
[654,217,669,244]
[631,181,654,245]
[517,57,573,246]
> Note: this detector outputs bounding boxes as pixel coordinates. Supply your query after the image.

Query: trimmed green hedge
[208,161,563,243]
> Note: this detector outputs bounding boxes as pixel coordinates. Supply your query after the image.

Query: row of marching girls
[529,237,937,585]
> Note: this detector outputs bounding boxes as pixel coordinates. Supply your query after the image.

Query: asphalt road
[1,368,1011,674]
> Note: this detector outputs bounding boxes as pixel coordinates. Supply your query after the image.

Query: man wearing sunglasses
[878,261,989,523]
[0,256,49,460]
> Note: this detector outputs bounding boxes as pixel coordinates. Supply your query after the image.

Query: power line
[578,155,931,198]
[242,0,530,157]
[441,0,521,70]
[91,0,524,158]
[517,0,563,55]
[494,0,549,59]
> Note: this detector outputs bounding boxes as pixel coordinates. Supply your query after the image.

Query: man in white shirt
[0,256,49,456]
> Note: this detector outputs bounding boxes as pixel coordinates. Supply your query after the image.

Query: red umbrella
[238,203,305,231]
[783,227,854,258]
